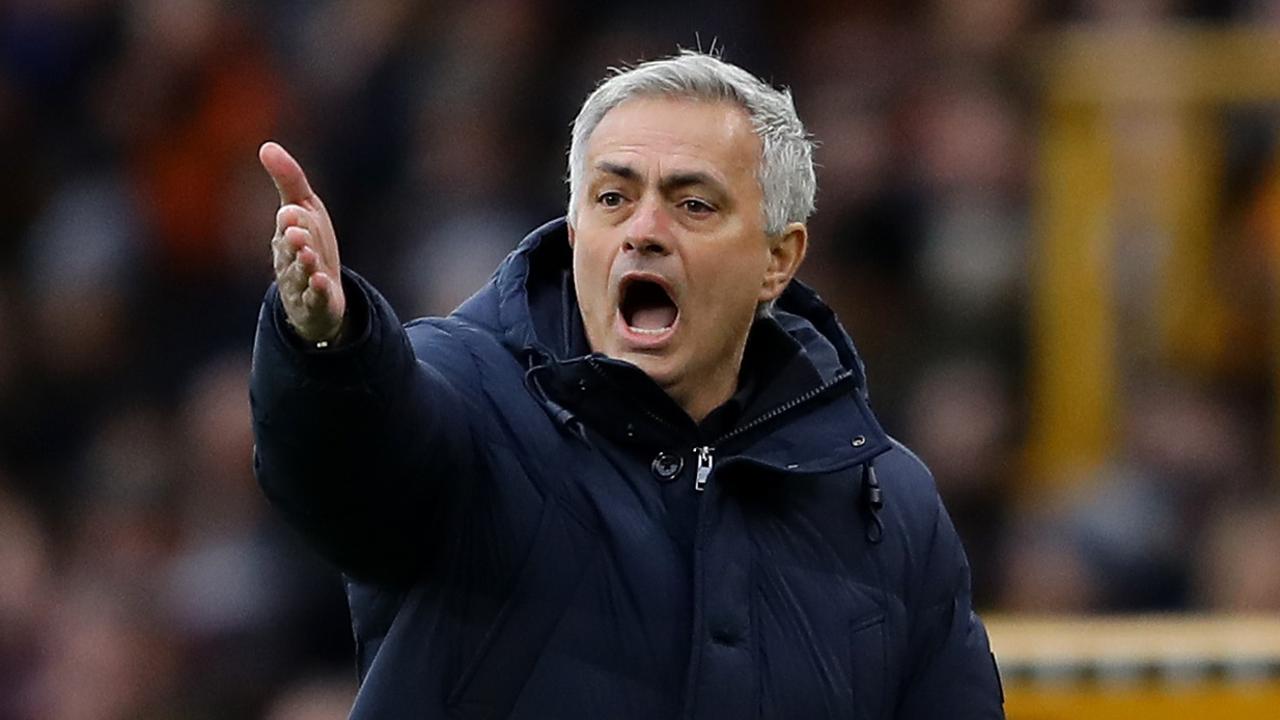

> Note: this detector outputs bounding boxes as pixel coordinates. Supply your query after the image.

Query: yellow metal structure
[1029,26,1280,485]
[986,615,1280,719]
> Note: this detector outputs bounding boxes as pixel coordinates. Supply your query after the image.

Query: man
[251,51,1004,719]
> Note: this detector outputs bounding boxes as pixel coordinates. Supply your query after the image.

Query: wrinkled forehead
[585,96,763,176]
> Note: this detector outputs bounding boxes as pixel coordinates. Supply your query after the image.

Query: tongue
[630,304,677,330]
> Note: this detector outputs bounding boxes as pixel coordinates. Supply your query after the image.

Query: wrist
[312,315,347,349]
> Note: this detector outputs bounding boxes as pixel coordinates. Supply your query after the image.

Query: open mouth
[619,277,679,336]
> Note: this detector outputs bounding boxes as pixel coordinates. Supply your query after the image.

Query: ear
[567,221,576,248]
[758,222,807,303]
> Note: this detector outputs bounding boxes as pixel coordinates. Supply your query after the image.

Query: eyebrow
[595,161,725,195]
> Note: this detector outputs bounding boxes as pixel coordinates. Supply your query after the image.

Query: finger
[271,225,285,269]
[282,253,311,296]
[276,204,317,235]
[273,227,309,276]
[277,205,332,262]
[259,141,317,206]
[272,236,288,277]
[302,274,331,310]
[297,245,320,274]
[283,225,311,253]
[308,270,334,295]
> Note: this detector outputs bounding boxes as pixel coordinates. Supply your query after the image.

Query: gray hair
[566,50,816,236]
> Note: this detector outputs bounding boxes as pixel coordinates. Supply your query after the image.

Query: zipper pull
[694,446,714,492]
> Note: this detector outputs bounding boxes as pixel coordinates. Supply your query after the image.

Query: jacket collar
[489,218,890,472]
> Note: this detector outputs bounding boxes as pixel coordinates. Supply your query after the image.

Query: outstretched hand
[260,141,346,344]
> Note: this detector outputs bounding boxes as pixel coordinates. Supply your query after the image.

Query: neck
[669,341,748,424]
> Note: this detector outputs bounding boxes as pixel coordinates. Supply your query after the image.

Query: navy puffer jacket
[250,218,1004,719]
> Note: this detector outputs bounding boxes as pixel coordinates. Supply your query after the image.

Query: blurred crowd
[3,0,1280,717]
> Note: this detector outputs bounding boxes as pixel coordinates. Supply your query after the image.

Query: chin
[615,349,678,386]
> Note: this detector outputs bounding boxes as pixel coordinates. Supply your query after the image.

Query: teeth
[628,325,671,335]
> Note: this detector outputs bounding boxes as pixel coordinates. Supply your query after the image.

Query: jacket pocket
[850,611,887,720]
[445,497,596,719]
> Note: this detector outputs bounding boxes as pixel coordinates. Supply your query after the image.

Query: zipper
[691,369,857,492]
[715,369,856,447]
[694,446,713,491]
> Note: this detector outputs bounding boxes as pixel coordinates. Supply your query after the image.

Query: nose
[622,197,672,256]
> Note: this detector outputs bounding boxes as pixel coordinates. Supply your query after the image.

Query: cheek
[570,243,590,284]
[573,246,610,311]
[681,267,754,335]
[692,250,767,304]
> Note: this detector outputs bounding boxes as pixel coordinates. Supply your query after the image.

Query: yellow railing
[1029,26,1280,486]
[986,615,1280,719]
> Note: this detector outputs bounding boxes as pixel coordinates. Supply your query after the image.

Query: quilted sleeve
[250,269,486,584]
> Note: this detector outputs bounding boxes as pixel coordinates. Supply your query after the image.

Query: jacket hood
[454,216,891,476]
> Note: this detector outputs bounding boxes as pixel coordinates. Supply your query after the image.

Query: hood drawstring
[861,461,884,544]
[522,349,591,445]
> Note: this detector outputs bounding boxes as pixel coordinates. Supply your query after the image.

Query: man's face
[569,96,799,419]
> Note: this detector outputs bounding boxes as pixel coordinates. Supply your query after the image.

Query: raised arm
[250,142,484,585]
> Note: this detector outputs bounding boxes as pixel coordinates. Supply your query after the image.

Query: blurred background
[2,0,1280,718]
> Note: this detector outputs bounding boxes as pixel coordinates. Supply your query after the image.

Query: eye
[680,198,715,215]
[597,191,625,208]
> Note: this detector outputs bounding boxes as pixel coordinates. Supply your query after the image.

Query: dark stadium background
[2,1,1278,718]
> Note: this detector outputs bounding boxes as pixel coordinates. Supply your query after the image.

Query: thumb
[259,141,316,205]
